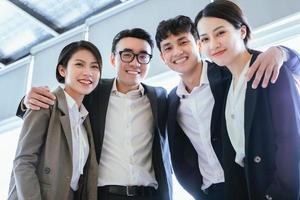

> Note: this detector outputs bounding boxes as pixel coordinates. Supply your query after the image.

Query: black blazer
[166,47,300,200]
[167,61,228,199]
[83,78,173,200]
[222,52,300,200]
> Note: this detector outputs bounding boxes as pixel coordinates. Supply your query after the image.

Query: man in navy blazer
[155,15,300,200]
[18,28,172,200]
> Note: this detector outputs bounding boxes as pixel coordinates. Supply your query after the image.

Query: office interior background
[0,0,300,199]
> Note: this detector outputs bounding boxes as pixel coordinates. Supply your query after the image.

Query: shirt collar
[111,78,145,98]
[61,86,88,121]
[176,61,208,99]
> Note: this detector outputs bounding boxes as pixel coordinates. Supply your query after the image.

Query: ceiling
[0,0,126,67]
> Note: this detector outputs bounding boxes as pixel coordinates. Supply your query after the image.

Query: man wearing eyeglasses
[16,28,172,200]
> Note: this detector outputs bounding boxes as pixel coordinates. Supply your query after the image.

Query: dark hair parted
[155,15,199,52]
[56,40,102,83]
[194,0,251,45]
[111,28,154,54]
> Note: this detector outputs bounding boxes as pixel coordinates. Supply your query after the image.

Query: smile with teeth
[78,79,92,85]
[173,57,188,64]
[126,70,140,75]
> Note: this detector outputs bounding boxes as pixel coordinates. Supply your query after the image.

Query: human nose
[174,45,183,55]
[83,66,93,76]
[130,55,141,67]
[209,37,220,50]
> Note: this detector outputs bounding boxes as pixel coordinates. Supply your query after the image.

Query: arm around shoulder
[280,46,300,75]
[16,97,27,119]
[265,66,300,199]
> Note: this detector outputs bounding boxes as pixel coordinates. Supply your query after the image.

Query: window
[0,125,22,199]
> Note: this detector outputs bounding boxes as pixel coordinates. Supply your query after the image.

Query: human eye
[180,40,189,45]
[162,45,172,52]
[122,51,133,58]
[91,64,99,69]
[200,37,209,43]
[75,62,83,67]
[138,53,150,62]
[140,53,149,59]
[217,30,226,37]
[121,52,134,62]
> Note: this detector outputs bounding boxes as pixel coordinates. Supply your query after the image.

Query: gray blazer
[8,87,98,200]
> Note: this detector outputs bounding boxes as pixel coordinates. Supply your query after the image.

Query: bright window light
[0,126,22,199]
[144,70,180,93]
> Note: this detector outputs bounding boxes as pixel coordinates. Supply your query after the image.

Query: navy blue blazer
[222,52,300,200]
[83,78,173,200]
[167,61,228,199]
[166,47,300,200]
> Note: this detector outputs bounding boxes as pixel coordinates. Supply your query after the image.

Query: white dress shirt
[98,79,158,188]
[225,58,251,167]
[176,61,224,190]
[63,89,89,191]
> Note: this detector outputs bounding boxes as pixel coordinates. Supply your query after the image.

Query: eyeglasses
[118,50,152,64]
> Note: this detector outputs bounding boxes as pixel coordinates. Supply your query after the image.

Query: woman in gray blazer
[8,40,102,200]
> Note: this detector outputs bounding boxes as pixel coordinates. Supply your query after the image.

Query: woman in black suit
[195,1,300,199]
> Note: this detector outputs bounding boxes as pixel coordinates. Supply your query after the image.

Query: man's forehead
[161,32,191,44]
[116,37,151,52]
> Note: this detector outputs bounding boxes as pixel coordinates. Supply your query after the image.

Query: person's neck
[227,51,251,86]
[116,79,139,94]
[63,88,83,109]
[181,60,203,93]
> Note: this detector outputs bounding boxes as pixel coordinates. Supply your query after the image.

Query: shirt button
[231,114,235,119]
[44,167,51,174]
[265,194,272,200]
[254,156,261,163]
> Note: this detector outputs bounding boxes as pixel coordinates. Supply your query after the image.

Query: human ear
[159,52,167,63]
[110,53,116,68]
[58,65,66,77]
[240,25,247,40]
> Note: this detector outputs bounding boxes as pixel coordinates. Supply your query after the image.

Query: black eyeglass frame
[118,50,153,64]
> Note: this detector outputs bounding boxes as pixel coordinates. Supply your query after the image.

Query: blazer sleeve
[13,108,51,200]
[265,65,300,199]
[280,46,300,75]
[16,97,27,118]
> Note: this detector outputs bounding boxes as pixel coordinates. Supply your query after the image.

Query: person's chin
[212,59,225,67]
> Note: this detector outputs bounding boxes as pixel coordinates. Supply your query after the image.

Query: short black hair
[194,0,251,45]
[111,28,154,54]
[155,15,199,52]
[56,40,102,83]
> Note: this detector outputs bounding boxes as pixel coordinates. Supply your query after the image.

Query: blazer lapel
[244,53,259,151]
[83,116,93,148]
[55,87,73,156]
[244,84,257,149]
[90,79,114,162]
[167,89,180,150]
[144,85,158,129]
[207,63,228,141]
